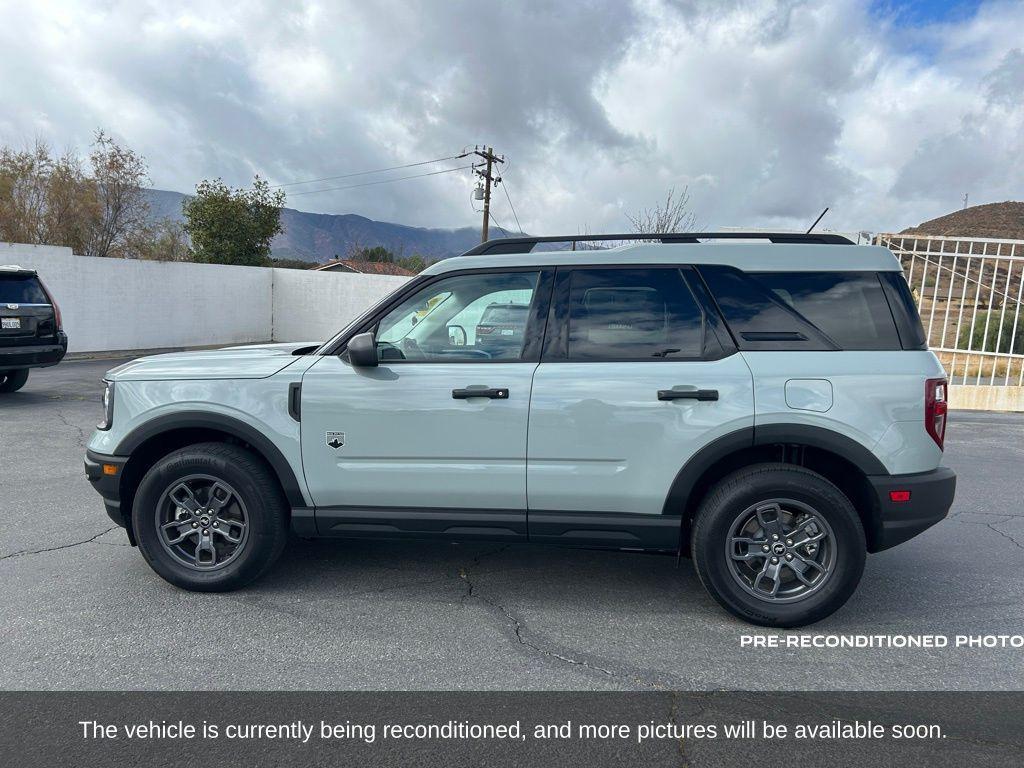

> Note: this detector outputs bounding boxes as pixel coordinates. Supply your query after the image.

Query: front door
[301,268,552,540]
[526,266,755,548]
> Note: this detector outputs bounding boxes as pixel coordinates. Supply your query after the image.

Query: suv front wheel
[132,443,289,591]
[691,463,866,628]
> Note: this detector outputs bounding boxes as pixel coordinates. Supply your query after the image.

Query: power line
[286,164,473,196]
[487,210,509,238]
[270,153,469,189]
[501,180,523,234]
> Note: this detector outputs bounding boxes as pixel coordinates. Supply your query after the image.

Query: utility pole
[472,146,504,243]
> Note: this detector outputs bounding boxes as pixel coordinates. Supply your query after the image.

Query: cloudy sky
[1,0,1022,235]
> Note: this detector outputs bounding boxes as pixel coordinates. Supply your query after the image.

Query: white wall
[1,242,410,353]
[272,267,409,343]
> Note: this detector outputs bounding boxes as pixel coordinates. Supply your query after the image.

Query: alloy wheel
[155,474,249,571]
[725,499,836,603]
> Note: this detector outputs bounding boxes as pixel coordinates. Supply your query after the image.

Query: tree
[134,218,192,262]
[350,245,395,263]
[271,257,318,270]
[84,130,151,258]
[344,243,428,273]
[182,177,285,266]
[399,253,428,273]
[0,131,152,258]
[626,186,698,234]
[0,140,57,245]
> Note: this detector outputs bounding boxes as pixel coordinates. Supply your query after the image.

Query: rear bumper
[0,333,67,369]
[84,449,129,530]
[868,466,956,552]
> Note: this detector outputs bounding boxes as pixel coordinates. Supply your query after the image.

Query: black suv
[0,266,67,392]
[475,302,530,357]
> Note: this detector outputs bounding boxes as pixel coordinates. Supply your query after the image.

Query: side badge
[325,431,345,449]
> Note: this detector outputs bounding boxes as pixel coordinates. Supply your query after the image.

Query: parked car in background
[474,302,531,357]
[0,266,67,393]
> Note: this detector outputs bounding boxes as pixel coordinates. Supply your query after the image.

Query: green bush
[957,310,1024,354]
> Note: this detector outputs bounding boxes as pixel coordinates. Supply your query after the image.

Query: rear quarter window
[0,275,48,304]
[750,271,902,350]
[699,267,905,351]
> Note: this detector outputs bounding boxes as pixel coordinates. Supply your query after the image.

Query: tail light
[39,278,62,330]
[925,378,948,449]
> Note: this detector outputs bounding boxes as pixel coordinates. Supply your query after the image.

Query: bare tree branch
[626,186,698,234]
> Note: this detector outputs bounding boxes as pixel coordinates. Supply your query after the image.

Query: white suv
[85,232,956,627]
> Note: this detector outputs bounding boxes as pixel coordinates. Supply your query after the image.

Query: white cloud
[0,0,1022,235]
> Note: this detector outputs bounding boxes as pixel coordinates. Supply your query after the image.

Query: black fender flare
[114,411,306,508]
[662,422,885,517]
[753,423,886,475]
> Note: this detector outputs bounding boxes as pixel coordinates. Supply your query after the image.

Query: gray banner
[1,692,1021,766]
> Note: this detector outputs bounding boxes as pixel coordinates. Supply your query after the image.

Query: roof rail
[460,231,854,256]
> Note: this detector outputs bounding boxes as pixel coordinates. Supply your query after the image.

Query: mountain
[901,201,1024,240]
[145,189,507,262]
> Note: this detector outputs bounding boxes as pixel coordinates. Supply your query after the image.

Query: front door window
[375,271,540,361]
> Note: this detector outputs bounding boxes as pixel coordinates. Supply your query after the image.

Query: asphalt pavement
[1,358,1022,691]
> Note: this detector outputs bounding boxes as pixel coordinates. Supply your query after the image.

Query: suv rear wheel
[0,369,29,392]
[691,463,866,627]
[132,442,289,591]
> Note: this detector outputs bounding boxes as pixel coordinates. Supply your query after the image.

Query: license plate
[1,317,20,329]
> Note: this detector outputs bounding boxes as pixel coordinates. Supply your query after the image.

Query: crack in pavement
[670,690,714,767]
[457,546,623,682]
[951,514,1024,551]
[453,547,717,691]
[54,409,88,448]
[984,523,1024,552]
[951,510,1018,521]
[0,526,118,561]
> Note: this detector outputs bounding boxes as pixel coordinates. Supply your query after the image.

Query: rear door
[0,273,57,347]
[526,266,754,548]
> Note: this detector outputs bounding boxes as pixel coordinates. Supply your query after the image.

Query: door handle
[658,388,719,402]
[452,387,509,400]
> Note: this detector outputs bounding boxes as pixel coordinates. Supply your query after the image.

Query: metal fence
[876,234,1024,386]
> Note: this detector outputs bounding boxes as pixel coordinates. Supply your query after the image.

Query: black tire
[691,463,866,628]
[0,369,29,392]
[132,442,289,591]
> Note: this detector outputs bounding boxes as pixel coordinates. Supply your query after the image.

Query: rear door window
[0,275,48,304]
[565,268,704,360]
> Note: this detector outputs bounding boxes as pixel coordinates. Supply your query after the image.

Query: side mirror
[448,324,467,346]
[347,332,378,367]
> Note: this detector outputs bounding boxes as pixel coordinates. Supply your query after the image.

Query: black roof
[460,232,854,256]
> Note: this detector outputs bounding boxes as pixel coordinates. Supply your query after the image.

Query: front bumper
[868,466,956,552]
[84,449,129,531]
[0,333,67,370]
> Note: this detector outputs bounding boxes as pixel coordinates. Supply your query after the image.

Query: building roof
[312,259,415,276]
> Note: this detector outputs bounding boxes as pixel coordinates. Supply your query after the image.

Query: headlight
[97,380,115,430]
